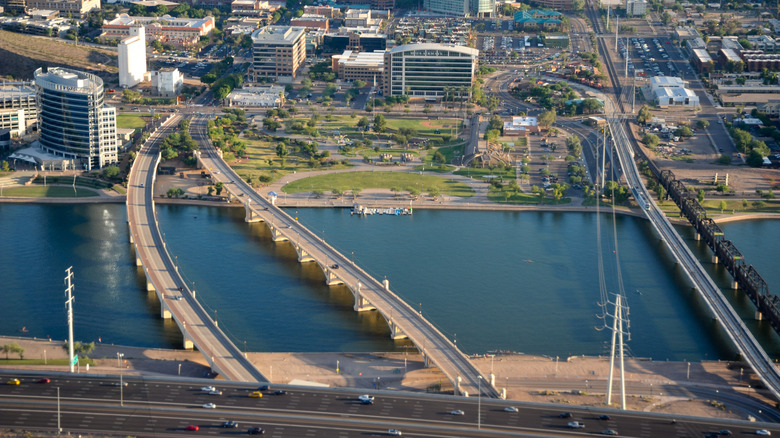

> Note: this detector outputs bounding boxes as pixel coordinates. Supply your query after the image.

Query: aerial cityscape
[1,0,780,435]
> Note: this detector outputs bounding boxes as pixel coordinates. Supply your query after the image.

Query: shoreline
[2,192,777,225]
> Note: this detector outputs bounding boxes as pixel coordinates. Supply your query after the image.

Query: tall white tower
[118,25,147,88]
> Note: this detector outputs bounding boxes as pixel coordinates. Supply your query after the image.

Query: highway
[188,115,499,400]
[126,114,267,383]
[1,372,778,437]
[585,2,780,401]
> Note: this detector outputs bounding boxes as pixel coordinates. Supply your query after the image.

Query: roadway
[587,2,780,401]
[188,115,499,400]
[1,372,778,437]
[126,114,267,384]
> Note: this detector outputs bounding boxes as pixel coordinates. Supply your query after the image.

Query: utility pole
[606,294,628,409]
[615,14,619,51]
[64,267,75,373]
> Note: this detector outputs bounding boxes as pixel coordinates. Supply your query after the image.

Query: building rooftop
[650,75,686,88]
[104,14,213,30]
[251,25,306,44]
[720,48,742,63]
[335,49,385,67]
[0,82,36,100]
[388,42,478,57]
[692,48,712,62]
[34,67,103,93]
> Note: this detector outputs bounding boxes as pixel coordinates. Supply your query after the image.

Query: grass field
[0,30,117,79]
[0,186,100,197]
[0,358,94,366]
[700,199,780,214]
[454,166,516,181]
[284,171,475,198]
[116,113,150,130]
[488,187,571,205]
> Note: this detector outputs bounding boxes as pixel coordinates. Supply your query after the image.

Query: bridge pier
[136,257,142,267]
[732,280,739,289]
[387,318,407,340]
[245,201,264,223]
[325,268,344,286]
[694,232,701,241]
[161,301,171,319]
[712,255,719,264]
[296,245,315,263]
[269,226,289,242]
[183,336,194,350]
[354,291,376,312]
[756,310,763,321]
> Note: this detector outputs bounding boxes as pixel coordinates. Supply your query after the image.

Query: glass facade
[34,67,117,170]
[383,44,478,100]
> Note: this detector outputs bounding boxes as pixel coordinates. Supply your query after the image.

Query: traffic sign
[71,354,78,366]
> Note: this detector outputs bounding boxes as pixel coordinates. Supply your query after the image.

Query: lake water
[1,203,778,361]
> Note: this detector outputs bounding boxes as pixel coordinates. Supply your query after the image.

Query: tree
[697,119,710,130]
[1,161,9,172]
[674,126,694,138]
[373,114,386,133]
[428,186,441,199]
[642,133,660,147]
[697,189,705,203]
[102,165,120,179]
[719,200,728,212]
[747,149,765,167]
[657,185,666,201]
[207,186,214,196]
[215,182,224,195]
[538,110,556,128]
[637,105,653,124]
[275,143,289,167]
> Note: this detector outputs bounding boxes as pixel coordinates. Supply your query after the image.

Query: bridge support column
[183,336,194,350]
[354,287,376,312]
[490,373,495,388]
[245,203,264,223]
[129,233,134,244]
[732,280,739,289]
[270,226,289,242]
[136,257,142,267]
[694,233,701,241]
[712,255,719,264]
[387,319,407,340]
[756,310,763,321]
[161,301,171,319]
[296,246,315,263]
[501,388,506,399]
[456,376,462,396]
[325,268,344,286]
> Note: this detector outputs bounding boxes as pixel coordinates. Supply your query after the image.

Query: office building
[0,81,37,136]
[336,0,394,8]
[4,0,27,14]
[423,0,469,16]
[626,0,647,16]
[472,0,495,17]
[503,116,539,136]
[118,25,147,88]
[102,14,214,47]
[322,28,387,53]
[151,68,183,97]
[34,67,118,170]
[382,43,478,100]
[26,0,99,16]
[290,14,329,30]
[249,26,306,82]
[332,50,385,85]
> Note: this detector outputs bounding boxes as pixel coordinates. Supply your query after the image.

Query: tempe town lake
[2,203,780,362]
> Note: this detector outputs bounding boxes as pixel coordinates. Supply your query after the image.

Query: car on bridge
[7,379,19,385]
[388,430,402,436]
[451,410,465,416]
[185,425,199,431]
[249,391,263,398]
[201,386,216,392]
[568,421,585,429]
[202,403,216,409]
[247,427,265,435]
[222,421,238,428]
[208,390,222,396]
[601,430,618,435]
[358,394,374,404]
[504,406,519,412]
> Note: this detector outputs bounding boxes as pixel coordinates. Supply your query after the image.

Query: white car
[568,421,585,429]
[756,430,771,436]
[388,430,402,436]
[201,386,216,392]
[208,390,222,396]
[504,406,519,412]
[358,394,374,404]
[202,403,216,409]
[451,410,465,416]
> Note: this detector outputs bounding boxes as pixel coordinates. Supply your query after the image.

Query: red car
[38,378,51,384]
[185,425,199,431]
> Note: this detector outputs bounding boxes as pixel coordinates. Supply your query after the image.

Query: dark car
[248,427,265,435]
[257,384,269,391]
[274,390,287,395]
[599,415,611,420]
[559,412,572,418]
[222,421,239,428]
[719,431,732,436]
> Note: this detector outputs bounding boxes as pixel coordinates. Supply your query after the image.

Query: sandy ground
[0,335,772,421]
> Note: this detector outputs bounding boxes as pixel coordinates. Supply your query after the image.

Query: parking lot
[152,58,212,78]
[477,35,562,65]
[620,36,697,80]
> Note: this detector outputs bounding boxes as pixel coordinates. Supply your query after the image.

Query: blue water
[2,203,779,361]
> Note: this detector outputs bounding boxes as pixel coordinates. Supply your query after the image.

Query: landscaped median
[283,171,475,199]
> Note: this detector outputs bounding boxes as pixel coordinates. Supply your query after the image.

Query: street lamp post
[478,375,482,430]
[116,352,124,368]
[57,386,61,435]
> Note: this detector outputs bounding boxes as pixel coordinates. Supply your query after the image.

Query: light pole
[116,352,124,368]
[178,363,181,376]
[478,375,482,429]
[57,386,61,434]
[687,362,690,380]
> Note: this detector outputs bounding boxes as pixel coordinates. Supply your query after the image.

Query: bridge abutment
[354,292,375,312]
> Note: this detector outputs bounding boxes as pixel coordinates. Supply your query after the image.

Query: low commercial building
[151,68,183,98]
[692,48,713,73]
[26,0,98,16]
[503,116,539,136]
[344,9,383,27]
[331,50,385,85]
[514,9,563,31]
[102,14,215,47]
[0,109,26,138]
[719,48,742,66]
[226,85,285,107]
[645,76,699,108]
[290,14,329,31]
[322,27,387,53]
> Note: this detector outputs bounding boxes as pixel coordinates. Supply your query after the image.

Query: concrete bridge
[127,114,267,383]
[190,115,501,398]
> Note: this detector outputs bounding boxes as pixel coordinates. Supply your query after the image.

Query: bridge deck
[190,116,499,398]
[127,114,266,383]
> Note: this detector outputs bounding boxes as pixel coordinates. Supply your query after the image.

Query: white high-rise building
[151,68,183,98]
[118,25,147,88]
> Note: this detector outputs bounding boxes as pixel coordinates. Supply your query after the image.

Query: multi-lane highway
[126,114,267,383]
[1,372,777,437]
[188,116,498,400]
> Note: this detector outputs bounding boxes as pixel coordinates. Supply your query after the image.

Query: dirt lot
[0,30,117,80]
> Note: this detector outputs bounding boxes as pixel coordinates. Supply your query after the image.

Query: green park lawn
[116,113,150,130]
[284,171,475,198]
[0,357,94,366]
[0,186,100,197]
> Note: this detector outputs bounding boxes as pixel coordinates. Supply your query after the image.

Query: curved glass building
[34,67,117,170]
[382,43,479,100]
